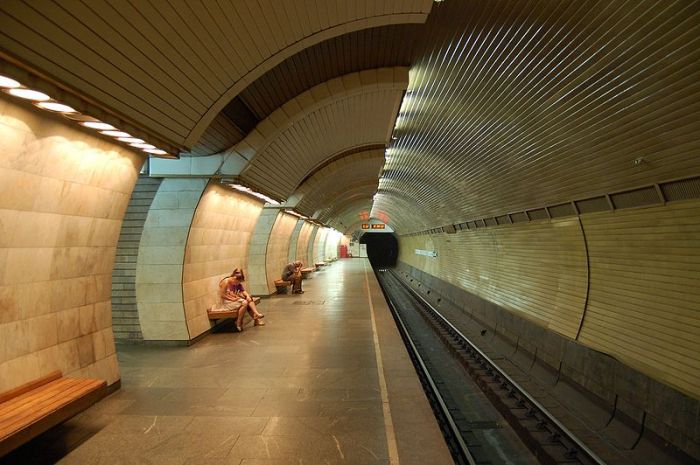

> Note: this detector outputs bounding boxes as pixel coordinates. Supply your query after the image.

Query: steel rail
[387,269,608,465]
[377,271,478,465]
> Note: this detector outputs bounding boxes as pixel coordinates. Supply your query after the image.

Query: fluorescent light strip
[8,88,50,101]
[0,74,174,158]
[102,130,132,138]
[0,75,21,88]
[36,102,76,113]
[230,184,281,205]
[82,121,116,130]
[285,209,308,219]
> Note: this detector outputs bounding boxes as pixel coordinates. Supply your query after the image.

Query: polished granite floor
[3,259,453,465]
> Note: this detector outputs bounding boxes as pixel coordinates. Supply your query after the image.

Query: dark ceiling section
[239,24,420,120]
[186,24,421,156]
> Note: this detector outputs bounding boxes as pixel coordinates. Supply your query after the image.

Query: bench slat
[0,377,106,457]
[207,297,261,320]
[0,379,105,437]
[0,379,101,425]
[0,371,62,404]
[0,378,87,419]
[0,381,104,440]
[0,379,77,420]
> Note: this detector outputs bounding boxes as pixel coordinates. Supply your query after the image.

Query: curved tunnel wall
[135,178,208,341]
[398,200,700,398]
[264,212,299,293]
[182,183,263,339]
[0,97,142,391]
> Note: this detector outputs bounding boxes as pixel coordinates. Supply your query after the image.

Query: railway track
[375,268,607,465]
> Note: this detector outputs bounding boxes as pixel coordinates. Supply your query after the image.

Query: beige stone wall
[324,230,341,260]
[313,228,329,264]
[265,212,298,291]
[295,222,315,267]
[286,220,304,262]
[246,208,278,296]
[182,183,262,339]
[0,96,142,391]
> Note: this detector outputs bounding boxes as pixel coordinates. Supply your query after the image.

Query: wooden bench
[0,371,106,457]
[314,262,326,270]
[274,279,291,294]
[207,297,261,320]
[300,267,315,279]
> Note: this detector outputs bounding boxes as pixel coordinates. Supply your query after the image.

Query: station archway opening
[360,232,398,268]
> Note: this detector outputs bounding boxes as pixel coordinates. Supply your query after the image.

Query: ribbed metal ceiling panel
[241,90,400,198]
[293,149,384,220]
[371,0,700,233]
[0,0,432,148]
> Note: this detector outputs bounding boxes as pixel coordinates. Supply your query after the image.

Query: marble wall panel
[182,183,262,339]
[135,178,207,341]
[0,95,142,391]
[264,212,298,292]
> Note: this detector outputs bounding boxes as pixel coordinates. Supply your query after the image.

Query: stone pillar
[135,178,207,341]
[246,208,279,296]
[306,226,319,267]
[287,220,304,262]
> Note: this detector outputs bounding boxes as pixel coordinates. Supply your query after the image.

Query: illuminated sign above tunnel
[362,223,386,230]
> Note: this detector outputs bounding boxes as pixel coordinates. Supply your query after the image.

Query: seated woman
[230,268,265,328]
[216,274,248,332]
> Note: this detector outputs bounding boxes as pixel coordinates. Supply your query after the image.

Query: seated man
[282,260,304,294]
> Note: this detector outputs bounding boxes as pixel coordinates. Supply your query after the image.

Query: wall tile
[181,182,263,339]
[0,95,143,391]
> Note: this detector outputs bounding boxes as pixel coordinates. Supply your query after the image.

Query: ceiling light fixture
[8,88,51,101]
[117,137,145,144]
[285,209,308,220]
[81,121,116,130]
[0,75,21,88]
[36,102,76,113]
[1,71,176,159]
[101,130,132,138]
[229,183,281,205]
[143,148,168,155]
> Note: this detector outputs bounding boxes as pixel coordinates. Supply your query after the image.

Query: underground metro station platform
[0,0,699,464]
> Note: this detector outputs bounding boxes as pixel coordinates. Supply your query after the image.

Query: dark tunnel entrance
[360,233,398,268]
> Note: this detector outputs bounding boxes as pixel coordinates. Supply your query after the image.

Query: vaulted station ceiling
[2,0,699,235]
[372,0,700,233]
[289,149,385,230]
[0,0,431,149]
[231,67,407,199]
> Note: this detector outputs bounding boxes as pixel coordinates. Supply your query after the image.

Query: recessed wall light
[36,102,76,113]
[0,75,21,88]
[101,130,132,138]
[81,121,116,130]
[131,143,156,149]
[143,148,168,155]
[8,88,51,101]
[117,137,145,144]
